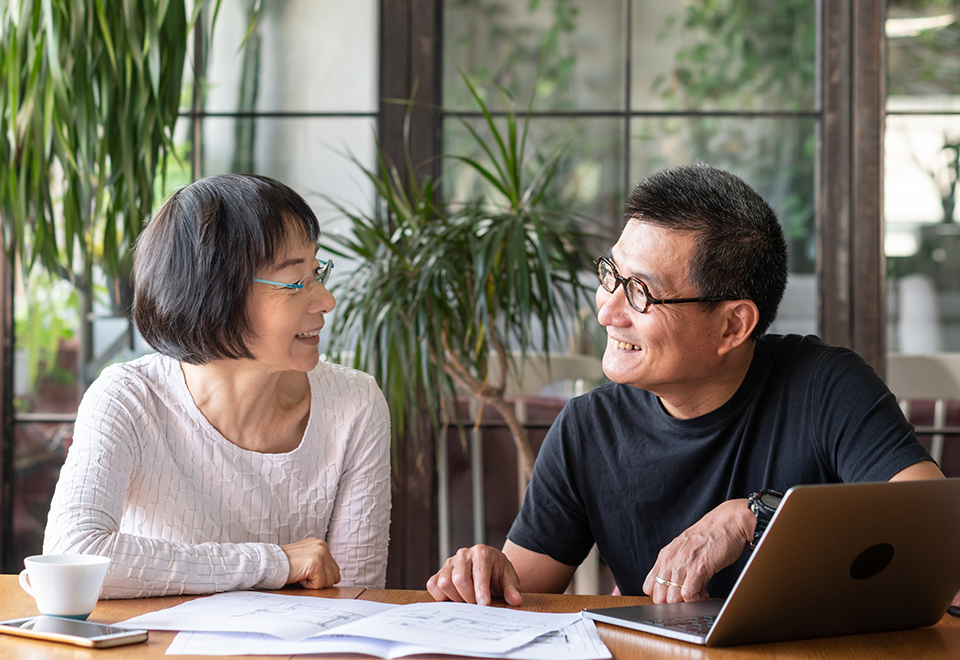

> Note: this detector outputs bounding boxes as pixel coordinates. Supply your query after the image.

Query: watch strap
[748,489,783,550]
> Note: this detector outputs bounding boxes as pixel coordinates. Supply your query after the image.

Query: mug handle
[18,569,34,597]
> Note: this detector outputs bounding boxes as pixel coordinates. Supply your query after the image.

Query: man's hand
[426,544,523,606]
[281,538,341,589]
[643,499,755,604]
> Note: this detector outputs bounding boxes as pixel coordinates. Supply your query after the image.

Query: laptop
[582,478,960,646]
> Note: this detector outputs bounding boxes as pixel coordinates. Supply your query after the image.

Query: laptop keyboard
[645,614,717,635]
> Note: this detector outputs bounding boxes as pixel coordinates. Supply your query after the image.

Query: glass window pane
[885,113,960,352]
[12,269,81,567]
[887,1,960,111]
[200,117,378,222]
[14,274,81,416]
[885,1,960,352]
[204,0,378,113]
[442,116,625,235]
[443,0,626,112]
[13,423,73,565]
[636,0,817,112]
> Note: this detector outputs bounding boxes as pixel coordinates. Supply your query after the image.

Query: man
[426,163,946,608]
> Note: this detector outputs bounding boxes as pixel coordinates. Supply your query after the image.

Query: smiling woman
[41,174,391,598]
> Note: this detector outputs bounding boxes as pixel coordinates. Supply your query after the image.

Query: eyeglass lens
[295,259,333,296]
[317,259,333,287]
[598,259,645,312]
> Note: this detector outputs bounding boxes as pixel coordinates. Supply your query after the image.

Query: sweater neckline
[164,355,317,457]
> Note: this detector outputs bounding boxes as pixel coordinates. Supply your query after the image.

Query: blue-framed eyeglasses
[253,259,334,297]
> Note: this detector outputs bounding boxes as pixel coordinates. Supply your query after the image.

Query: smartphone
[0,616,148,648]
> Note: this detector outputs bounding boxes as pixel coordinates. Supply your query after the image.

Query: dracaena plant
[323,67,602,481]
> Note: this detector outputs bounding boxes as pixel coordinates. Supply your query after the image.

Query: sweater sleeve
[323,372,392,588]
[42,366,290,599]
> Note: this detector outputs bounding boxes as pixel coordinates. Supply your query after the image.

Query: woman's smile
[295,329,322,344]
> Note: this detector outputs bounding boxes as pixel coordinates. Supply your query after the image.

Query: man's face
[596,221,728,403]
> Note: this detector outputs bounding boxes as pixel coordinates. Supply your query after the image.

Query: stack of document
[114,591,611,658]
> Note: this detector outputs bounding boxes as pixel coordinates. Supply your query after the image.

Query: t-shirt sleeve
[507,400,596,567]
[811,346,934,483]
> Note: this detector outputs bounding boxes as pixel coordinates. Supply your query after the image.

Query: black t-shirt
[507,334,933,598]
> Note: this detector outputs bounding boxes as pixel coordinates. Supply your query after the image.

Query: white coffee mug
[19,554,111,620]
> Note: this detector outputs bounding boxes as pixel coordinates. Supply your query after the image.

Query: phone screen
[15,617,129,638]
[0,616,148,647]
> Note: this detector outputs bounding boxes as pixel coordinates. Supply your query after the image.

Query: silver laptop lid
[710,478,960,645]
[584,478,960,647]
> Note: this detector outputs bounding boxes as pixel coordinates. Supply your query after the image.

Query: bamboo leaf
[93,0,117,69]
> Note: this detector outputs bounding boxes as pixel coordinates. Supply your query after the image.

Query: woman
[43,174,391,598]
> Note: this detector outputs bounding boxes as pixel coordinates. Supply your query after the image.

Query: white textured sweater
[43,353,391,598]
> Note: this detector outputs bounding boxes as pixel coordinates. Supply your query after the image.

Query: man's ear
[717,300,759,355]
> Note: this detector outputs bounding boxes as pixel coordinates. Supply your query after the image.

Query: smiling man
[427,163,946,607]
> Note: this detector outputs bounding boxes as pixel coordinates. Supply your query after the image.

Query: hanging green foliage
[0,0,221,286]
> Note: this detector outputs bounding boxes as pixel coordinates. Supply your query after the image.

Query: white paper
[165,618,611,659]
[323,601,581,654]
[503,619,610,660]
[165,632,399,657]
[114,591,396,641]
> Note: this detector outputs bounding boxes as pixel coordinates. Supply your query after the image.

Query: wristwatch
[747,489,784,550]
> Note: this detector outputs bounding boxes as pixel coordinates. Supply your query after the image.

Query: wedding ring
[655,576,683,588]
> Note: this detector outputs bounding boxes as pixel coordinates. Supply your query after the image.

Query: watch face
[760,491,783,508]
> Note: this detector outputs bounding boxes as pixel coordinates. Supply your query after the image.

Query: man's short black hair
[133,173,321,364]
[624,163,788,337]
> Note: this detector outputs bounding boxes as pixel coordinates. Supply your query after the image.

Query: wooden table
[2,575,959,659]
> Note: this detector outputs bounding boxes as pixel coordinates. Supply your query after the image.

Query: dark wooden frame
[0,259,13,571]
[378,0,443,589]
[820,0,886,373]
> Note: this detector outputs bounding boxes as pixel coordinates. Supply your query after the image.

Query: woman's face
[245,237,336,373]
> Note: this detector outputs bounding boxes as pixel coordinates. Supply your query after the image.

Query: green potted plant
[0,1,221,387]
[324,71,602,481]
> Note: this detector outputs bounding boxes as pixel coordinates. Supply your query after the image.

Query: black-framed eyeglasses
[253,258,334,297]
[596,256,739,314]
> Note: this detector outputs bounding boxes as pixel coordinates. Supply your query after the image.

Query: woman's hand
[281,538,341,589]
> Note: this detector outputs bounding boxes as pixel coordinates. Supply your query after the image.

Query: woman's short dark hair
[133,173,321,364]
[624,164,788,338]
